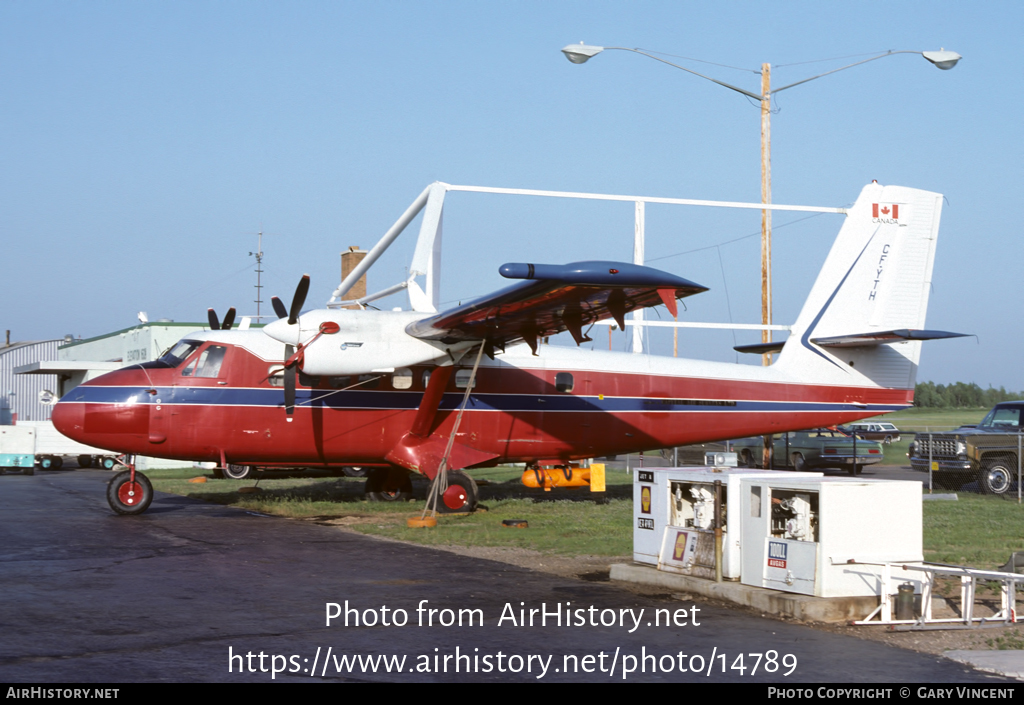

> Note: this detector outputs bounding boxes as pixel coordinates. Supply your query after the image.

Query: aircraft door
[149,390,170,446]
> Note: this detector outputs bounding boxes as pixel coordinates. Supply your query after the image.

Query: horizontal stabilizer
[810,329,970,348]
[405,260,706,351]
[734,341,786,355]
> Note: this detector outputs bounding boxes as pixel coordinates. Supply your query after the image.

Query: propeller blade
[271,296,288,320]
[285,345,304,369]
[221,308,236,330]
[207,309,220,330]
[284,344,296,416]
[288,275,310,325]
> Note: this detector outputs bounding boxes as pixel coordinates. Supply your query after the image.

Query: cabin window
[181,345,227,378]
[327,376,351,389]
[160,340,202,367]
[555,372,574,393]
[194,345,227,378]
[455,369,476,389]
[267,365,285,387]
[355,374,381,390]
[392,368,413,390]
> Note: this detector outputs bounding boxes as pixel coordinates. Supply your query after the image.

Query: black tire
[101,457,117,470]
[430,469,479,514]
[365,467,413,502]
[223,464,253,480]
[38,456,56,470]
[77,455,93,468]
[739,450,754,468]
[106,470,154,515]
[341,466,368,478]
[792,453,806,472]
[980,460,1014,495]
[51,456,63,470]
[884,435,893,445]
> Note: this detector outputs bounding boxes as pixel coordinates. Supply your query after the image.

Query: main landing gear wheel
[223,464,253,480]
[106,470,154,515]
[432,469,479,514]
[980,460,1013,495]
[365,468,413,502]
[77,455,93,468]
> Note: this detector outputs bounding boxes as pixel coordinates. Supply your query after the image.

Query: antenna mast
[250,230,264,319]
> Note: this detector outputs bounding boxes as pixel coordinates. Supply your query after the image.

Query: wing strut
[384,342,498,479]
[422,341,487,517]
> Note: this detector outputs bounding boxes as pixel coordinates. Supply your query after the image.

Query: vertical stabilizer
[775,182,942,390]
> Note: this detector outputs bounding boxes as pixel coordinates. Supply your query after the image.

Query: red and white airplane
[52,182,963,515]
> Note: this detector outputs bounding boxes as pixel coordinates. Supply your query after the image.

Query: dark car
[732,428,884,474]
[908,402,1024,494]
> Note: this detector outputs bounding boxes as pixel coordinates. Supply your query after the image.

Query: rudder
[774,182,943,391]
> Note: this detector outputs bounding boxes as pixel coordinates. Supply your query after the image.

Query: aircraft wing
[404,260,707,354]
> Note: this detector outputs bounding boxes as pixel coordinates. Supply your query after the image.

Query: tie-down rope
[421,341,486,518]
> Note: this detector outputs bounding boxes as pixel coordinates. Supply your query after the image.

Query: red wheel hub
[442,485,467,510]
[117,481,142,506]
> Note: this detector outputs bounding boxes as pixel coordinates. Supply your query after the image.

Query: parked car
[732,428,884,474]
[841,421,901,444]
[908,402,1024,494]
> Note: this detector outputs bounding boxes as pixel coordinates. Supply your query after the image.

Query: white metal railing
[853,561,1024,629]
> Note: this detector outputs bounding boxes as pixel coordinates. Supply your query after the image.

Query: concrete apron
[611,563,877,624]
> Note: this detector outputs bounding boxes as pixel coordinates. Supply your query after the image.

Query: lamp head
[561,43,604,64]
[922,49,961,70]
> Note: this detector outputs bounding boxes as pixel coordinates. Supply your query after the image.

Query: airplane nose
[51,399,86,443]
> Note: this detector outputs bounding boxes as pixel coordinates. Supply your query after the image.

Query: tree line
[914,381,1024,408]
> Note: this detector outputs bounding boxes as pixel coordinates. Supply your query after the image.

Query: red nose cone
[51,399,85,444]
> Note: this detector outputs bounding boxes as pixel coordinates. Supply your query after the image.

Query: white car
[844,422,901,444]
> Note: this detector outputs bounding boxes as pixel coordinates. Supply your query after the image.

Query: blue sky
[2,1,1021,388]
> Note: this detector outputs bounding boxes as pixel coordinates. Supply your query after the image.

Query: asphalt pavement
[0,468,1009,683]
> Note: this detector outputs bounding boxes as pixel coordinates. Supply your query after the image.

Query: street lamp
[562,44,961,365]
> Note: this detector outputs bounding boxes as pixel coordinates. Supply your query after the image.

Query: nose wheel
[106,457,153,515]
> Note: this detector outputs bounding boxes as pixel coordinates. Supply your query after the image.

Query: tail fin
[774,182,943,390]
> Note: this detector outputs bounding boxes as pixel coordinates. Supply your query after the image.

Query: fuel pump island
[617,466,929,623]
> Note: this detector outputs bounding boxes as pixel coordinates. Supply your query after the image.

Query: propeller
[284,344,296,416]
[207,307,236,330]
[271,297,288,320]
[268,275,311,417]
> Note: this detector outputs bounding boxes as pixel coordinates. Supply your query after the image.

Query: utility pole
[250,230,264,320]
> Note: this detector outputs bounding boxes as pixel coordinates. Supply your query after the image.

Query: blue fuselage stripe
[65,385,908,415]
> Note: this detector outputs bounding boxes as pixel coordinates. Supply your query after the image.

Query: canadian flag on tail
[872,203,899,219]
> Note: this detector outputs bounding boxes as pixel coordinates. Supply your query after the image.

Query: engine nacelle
[269,309,463,376]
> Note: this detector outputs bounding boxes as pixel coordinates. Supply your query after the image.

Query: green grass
[986,630,1024,650]
[863,407,989,432]
[148,464,1024,572]
[147,465,636,556]
[922,493,1024,568]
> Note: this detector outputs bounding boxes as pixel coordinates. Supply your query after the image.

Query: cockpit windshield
[158,340,203,368]
[978,405,1023,429]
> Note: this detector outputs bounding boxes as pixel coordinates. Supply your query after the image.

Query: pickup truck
[908,402,1024,494]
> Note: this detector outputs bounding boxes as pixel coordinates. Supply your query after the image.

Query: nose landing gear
[106,456,154,515]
